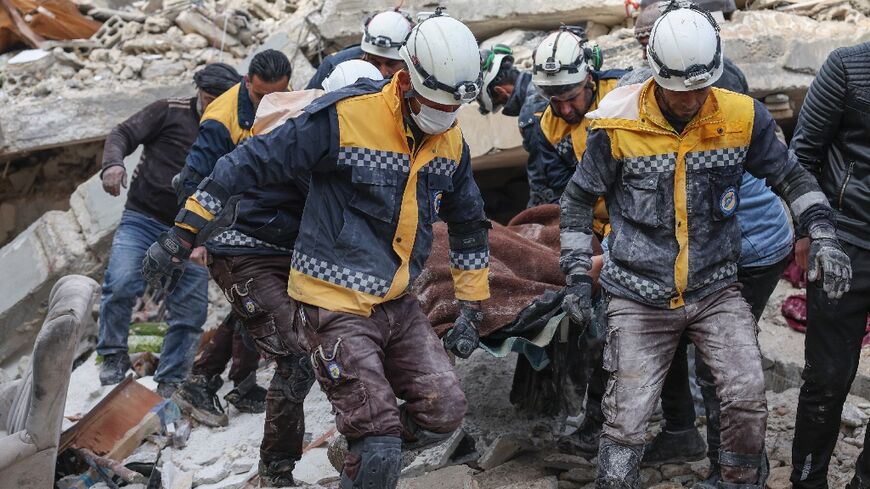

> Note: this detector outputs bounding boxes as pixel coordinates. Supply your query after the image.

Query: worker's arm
[177,120,236,201]
[559,128,616,324]
[744,99,851,298]
[438,143,491,303]
[173,109,332,245]
[525,122,561,206]
[101,99,169,196]
[789,48,847,178]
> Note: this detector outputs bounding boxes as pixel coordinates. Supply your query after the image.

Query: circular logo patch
[432,191,443,215]
[327,361,342,380]
[719,186,737,217]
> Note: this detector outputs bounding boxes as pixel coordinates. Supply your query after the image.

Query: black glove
[807,223,852,299]
[562,274,593,325]
[142,229,192,293]
[443,301,483,359]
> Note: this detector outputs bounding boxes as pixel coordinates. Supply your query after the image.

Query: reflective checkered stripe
[420,157,458,178]
[209,230,292,253]
[690,262,738,291]
[337,146,410,173]
[602,261,672,302]
[193,189,223,214]
[291,251,391,297]
[686,146,747,171]
[449,251,489,271]
[555,135,574,158]
[622,153,677,174]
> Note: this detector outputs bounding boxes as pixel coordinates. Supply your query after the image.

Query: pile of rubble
[1,0,304,98]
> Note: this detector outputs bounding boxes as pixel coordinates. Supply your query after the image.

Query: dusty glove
[807,224,852,299]
[142,229,192,293]
[562,274,593,325]
[443,301,483,359]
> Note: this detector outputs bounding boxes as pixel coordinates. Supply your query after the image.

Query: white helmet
[478,45,514,114]
[646,3,723,91]
[360,10,414,61]
[532,28,590,87]
[398,10,481,106]
[322,59,384,93]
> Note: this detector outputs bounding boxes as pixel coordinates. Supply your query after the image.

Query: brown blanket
[414,204,565,337]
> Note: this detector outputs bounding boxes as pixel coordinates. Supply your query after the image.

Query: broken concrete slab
[498,476,558,489]
[477,435,528,471]
[313,0,627,49]
[473,452,557,489]
[398,464,478,489]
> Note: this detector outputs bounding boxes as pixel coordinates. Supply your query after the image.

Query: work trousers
[191,312,260,385]
[98,209,208,384]
[601,285,767,483]
[792,242,870,488]
[659,257,789,463]
[209,254,314,464]
[300,294,466,442]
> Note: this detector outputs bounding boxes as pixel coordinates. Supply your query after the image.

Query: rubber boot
[717,449,769,489]
[340,436,402,489]
[224,372,267,413]
[597,438,643,489]
[642,426,707,465]
[172,374,228,427]
[258,458,295,487]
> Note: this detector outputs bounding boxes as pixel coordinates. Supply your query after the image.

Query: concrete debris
[194,457,231,486]
[559,466,596,484]
[398,464,478,489]
[477,435,529,471]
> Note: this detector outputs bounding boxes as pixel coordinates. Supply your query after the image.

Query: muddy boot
[642,427,707,465]
[224,372,267,414]
[340,436,401,489]
[400,404,453,452]
[99,353,131,386]
[557,412,603,458]
[172,375,228,427]
[258,459,295,487]
[597,438,643,489]
[717,450,768,489]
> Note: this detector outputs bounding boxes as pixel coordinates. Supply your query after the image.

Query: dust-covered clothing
[299,294,466,440]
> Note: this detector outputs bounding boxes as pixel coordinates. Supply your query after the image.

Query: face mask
[410,102,458,135]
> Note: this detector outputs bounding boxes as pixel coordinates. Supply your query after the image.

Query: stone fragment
[141,60,187,79]
[559,467,596,484]
[648,483,684,489]
[641,467,663,486]
[90,15,127,48]
[556,482,584,489]
[659,463,693,479]
[229,457,254,474]
[765,465,791,489]
[478,435,527,471]
[123,36,180,54]
[842,402,868,429]
[497,476,558,489]
[194,458,230,486]
[124,56,145,73]
[398,465,476,489]
[542,453,595,471]
[181,33,209,50]
[175,10,245,58]
[145,16,173,33]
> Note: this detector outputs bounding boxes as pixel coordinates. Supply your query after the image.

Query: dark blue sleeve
[206,109,335,199]
[182,120,235,197]
[439,143,487,224]
[524,123,559,206]
[570,128,618,196]
[306,57,337,90]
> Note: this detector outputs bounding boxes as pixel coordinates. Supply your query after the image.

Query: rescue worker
[522,28,625,457]
[532,27,626,207]
[167,49,306,487]
[621,3,794,482]
[558,4,852,488]
[789,42,870,489]
[96,63,238,395]
[305,9,412,89]
[143,12,486,489]
[477,44,549,207]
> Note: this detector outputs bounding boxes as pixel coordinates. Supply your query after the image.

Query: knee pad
[273,353,315,403]
[340,436,401,489]
[597,438,643,488]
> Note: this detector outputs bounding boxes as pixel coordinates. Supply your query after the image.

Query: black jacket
[101,97,199,226]
[792,42,870,249]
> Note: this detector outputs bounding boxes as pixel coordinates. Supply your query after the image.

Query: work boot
[597,438,643,488]
[340,436,401,489]
[224,372,267,414]
[157,382,181,398]
[172,375,228,427]
[847,474,870,489]
[642,427,707,465]
[557,415,603,458]
[258,459,295,487]
[99,353,131,385]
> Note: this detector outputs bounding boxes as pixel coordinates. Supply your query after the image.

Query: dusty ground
[63,278,870,488]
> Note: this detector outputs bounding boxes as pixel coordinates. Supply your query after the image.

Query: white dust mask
[410,102,458,135]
